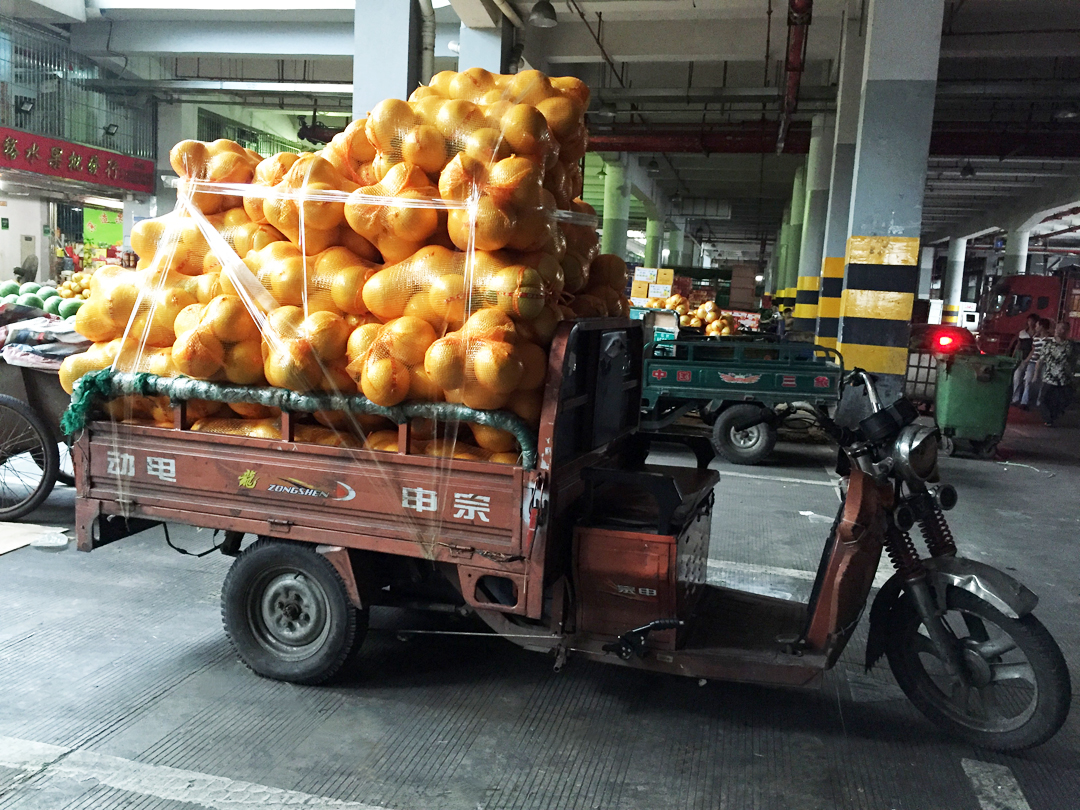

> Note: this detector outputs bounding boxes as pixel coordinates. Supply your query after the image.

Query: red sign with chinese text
[0,128,154,194]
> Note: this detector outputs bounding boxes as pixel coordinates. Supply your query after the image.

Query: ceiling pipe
[491,0,525,28]
[418,0,436,85]
[588,121,813,154]
[776,0,812,154]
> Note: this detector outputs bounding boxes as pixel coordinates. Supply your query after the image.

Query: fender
[864,556,1038,672]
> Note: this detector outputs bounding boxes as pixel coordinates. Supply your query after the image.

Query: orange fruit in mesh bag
[244,152,300,222]
[461,307,517,343]
[514,342,548,390]
[506,70,556,107]
[507,388,543,428]
[400,125,448,175]
[360,267,411,321]
[299,310,350,362]
[173,326,224,379]
[361,355,410,406]
[202,294,259,343]
[222,339,265,385]
[424,335,466,390]
[319,360,356,393]
[589,253,629,290]
[128,285,198,348]
[264,339,322,392]
[469,340,524,395]
[366,98,417,154]
[490,451,520,465]
[435,99,488,143]
[470,422,517,453]
[74,299,122,343]
[427,272,468,324]
[457,379,508,411]
[382,316,437,366]
[407,366,444,401]
[59,350,111,394]
[347,322,383,364]
[462,127,510,165]
[320,119,376,183]
[450,67,498,103]
[484,265,545,320]
[229,401,279,419]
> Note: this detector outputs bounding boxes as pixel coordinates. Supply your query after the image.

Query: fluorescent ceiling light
[82,196,124,210]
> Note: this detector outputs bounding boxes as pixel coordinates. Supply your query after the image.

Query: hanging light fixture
[647,158,661,176]
[597,162,607,178]
[529,1,558,28]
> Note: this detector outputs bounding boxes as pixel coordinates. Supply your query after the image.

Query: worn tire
[885,587,1071,751]
[711,404,777,465]
[221,538,366,685]
[0,393,58,519]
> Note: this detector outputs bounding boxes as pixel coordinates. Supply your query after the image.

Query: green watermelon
[38,287,60,300]
[58,298,84,318]
[18,282,40,296]
[0,280,19,298]
[17,293,45,310]
[2,293,18,305]
[44,296,63,315]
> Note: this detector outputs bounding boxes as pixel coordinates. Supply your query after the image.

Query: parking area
[1,411,1078,810]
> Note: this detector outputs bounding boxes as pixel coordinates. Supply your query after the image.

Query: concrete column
[665,227,683,266]
[794,114,835,331]
[1003,228,1030,275]
[816,11,866,348]
[836,0,944,415]
[776,210,791,302]
[155,102,198,212]
[600,155,631,260]
[644,217,663,267]
[918,246,934,299]
[457,19,512,73]
[942,236,967,324]
[782,164,806,309]
[353,2,421,118]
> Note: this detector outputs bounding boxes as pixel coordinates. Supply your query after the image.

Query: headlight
[892,424,939,481]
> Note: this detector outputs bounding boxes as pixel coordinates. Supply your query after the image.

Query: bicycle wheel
[0,393,59,519]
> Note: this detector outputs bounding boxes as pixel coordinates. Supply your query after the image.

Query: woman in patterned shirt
[1036,321,1074,426]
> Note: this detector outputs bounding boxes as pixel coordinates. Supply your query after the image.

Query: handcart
[0,359,74,519]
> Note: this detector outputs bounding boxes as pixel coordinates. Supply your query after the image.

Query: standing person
[1037,321,1074,426]
[1016,313,1038,360]
[782,307,795,334]
[1012,318,1050,409]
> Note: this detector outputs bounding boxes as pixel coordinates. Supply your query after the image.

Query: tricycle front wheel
[885,587,1071,751]
[222,538,367,685]
[711,404,777,465]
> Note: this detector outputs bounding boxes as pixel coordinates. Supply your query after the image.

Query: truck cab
[976,273,1074,355]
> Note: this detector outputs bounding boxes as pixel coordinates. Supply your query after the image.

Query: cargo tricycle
[70,318,1070,751]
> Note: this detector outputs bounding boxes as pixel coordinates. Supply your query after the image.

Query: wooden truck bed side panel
[80,423,527,561]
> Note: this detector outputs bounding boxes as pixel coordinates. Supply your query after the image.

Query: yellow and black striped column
[815,257,845,349]
[836,236,920,376]
[794,275,820,328]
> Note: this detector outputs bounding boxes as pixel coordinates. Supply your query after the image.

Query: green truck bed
[641,337,843,426]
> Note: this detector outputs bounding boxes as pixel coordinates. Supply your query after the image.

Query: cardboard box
[630,280,651,298]
[648,283,672,299]
[630,297,650,308]
[656,268,674,285]
[634,267,658,282]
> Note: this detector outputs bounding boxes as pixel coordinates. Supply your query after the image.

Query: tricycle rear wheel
[711,404,777,465]
[221,538,367,685]
[0,393,58,519]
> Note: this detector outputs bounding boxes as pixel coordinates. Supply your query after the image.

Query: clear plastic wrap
[61,68,630,556]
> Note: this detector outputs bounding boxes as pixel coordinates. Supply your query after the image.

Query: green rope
[63,370,540,469]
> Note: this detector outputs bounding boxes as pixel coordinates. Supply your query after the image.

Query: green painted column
[666,227,683,266]
[600,156,631,259]
[644,217,663,267]
[794,114,834,331]
[775,209,791,303]
[783,164,807,310]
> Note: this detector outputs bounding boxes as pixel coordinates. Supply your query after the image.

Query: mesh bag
[61,67,631,553]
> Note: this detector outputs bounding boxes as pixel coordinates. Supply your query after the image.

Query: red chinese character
[23,142,40,163]
[48,146,63,168]
[86,154,99,175]
[68,152,82,171]
[652,369,668,380]
[814,376,830,388]
[1,136,17,161]
[676,370,691,382]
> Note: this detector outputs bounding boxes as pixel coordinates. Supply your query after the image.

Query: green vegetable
[38,287,60,300]
[0,280,19,297]
[2,293,19,305]
[44,296,63,315]
[18,282,41,296]
[17,293,45,310]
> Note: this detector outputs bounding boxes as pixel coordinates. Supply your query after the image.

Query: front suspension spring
[884,526,925,579]
[917,504,957,558]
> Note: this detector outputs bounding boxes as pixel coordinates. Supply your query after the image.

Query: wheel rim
[0,403,49,512]
[729,424,766,450]
[246,568,331,661]
[909,607,1038,733]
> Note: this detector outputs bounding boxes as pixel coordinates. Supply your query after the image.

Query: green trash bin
[934,353,1018,458]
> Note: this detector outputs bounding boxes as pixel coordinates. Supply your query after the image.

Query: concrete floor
[1,407,1078,810]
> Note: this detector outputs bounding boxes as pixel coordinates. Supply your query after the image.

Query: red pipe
[777,0,813,154]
